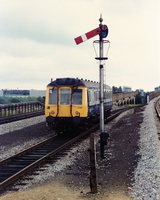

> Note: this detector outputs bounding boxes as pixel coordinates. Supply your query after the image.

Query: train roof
[47,78,111,89]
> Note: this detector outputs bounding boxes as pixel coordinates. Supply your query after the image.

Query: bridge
[112,92,137,106]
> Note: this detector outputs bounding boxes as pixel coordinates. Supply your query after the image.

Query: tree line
[0,96,44,104]
[112,86,122,93]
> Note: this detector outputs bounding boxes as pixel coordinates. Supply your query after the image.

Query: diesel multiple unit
[45,77,112,134]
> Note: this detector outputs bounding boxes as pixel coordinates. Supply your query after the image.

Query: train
[45,77,112,134]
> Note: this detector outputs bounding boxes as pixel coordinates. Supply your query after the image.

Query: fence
[0,101,44,117]
[149,91,160,101]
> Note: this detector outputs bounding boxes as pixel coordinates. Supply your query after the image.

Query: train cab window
[49,89,57,104]
[72,89,82,105]
[60,89,70,105]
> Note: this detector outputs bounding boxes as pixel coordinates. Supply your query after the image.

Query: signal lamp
[100,25,108,38]
[51,110,55,114]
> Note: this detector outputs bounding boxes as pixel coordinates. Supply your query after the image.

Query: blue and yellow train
[45,77,112,133]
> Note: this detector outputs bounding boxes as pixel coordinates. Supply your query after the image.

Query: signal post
[74,15,110,192]
[75,15,110,158]
[96,17,110,159]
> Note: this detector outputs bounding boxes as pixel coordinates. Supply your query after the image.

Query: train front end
[45,78,88,133]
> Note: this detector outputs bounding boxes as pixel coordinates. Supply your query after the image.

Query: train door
[58,88,71,117]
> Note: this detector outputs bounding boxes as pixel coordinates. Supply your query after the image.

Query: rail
[155,98,160,119]
[0,107,133,191]
[149,91,160,101]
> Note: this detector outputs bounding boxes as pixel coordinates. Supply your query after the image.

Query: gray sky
[0,0,159,92]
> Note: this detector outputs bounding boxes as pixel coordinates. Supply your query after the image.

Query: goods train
[45,77,112,134]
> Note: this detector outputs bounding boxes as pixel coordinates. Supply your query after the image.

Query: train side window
[88,91,91,103]
[49,89,57,104]
[104,91,107,99]
[91,90,93,103]
[60,89,70,105]
[94,91,96,102]
[72,89,82,105]
[90,90,93,103]
[95,90,99,101]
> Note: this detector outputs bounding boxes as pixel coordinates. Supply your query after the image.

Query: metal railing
[0,101,44,117]
[149,91,160,101]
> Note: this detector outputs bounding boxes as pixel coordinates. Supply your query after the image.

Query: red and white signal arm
[74,27,101,45]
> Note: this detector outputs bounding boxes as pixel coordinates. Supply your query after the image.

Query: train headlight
[75,111,80,115]
[51,110,55,114]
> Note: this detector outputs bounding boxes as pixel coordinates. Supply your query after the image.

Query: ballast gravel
[0,98,160,200]
[0,115,45,135]
[0,116,53,161]
[130,97,160,200]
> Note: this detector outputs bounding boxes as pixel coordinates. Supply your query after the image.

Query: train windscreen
[49,89,57,104]
[60,89,70,105]
[72,89,82,105]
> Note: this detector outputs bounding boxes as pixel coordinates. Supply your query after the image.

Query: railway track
[155,97,160,140]
[0,110,44,125]
[0,135,77,191]
[0,107,134,191]
[155,97,160,119]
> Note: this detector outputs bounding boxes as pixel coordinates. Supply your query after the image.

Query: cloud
[0,0,159,91]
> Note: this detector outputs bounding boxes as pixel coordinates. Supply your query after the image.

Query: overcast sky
[0,0,159,92]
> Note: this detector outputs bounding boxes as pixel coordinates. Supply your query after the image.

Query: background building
[122,86,132,92]
[1,89,45,97]
[155,86,160,92]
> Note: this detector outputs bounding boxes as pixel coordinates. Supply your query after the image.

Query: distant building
[155,86,160,92]
[122,86,132,92]
[30,89,45,97]
[1,89,45,97]
[2,89,30,97]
